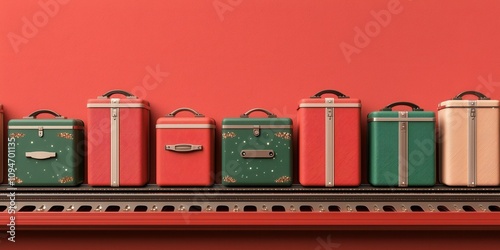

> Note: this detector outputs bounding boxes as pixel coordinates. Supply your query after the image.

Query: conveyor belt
[3,184,500,192]
[1,184,500,213]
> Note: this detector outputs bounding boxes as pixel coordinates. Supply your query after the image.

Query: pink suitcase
[156,108,215,186]
[87,90,150,186]
[298,90,362,187]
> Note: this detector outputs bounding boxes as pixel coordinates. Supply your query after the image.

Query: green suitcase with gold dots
[8,110,84,186]
[222,108,293,186]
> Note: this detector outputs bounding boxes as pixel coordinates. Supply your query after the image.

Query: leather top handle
[381,102,423,111]
[24,109,65,119]
[166,107,205,117]
[453,91,490,100]
[310,90,349,99]
[98,89,137,99]
[240,108,277,118]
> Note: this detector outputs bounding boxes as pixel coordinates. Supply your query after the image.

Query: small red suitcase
[87,90,150,186]
[156,108,215,186]
[298,90,361,187]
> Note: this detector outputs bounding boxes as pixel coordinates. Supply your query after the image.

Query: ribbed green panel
[222,118,293,186]
[368,112,399,186]
[368,111,435,187]
[407,120,435,186]
[8,119,84,186]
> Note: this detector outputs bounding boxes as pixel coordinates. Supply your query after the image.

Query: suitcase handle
[381,102,423,111]
[98,89,137,99]
[24,109,65,119]
[165,144,203,152]
[25,151,57,160]
[166,108,205,117]
[453,91,490,100]
[240,108,277,118]
[311,90,349,98]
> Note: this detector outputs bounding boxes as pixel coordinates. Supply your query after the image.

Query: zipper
[468,101,477,187]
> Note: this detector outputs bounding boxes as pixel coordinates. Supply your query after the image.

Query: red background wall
[3,0,500,185]
[1,0,500,247]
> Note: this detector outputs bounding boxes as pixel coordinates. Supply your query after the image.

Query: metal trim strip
[438,105,498,110]
[398,112,408,187]
[299,103,361,108]
[222,125,292,129]
[110,98,120,187]
[325,98,334,187]
[368,118,435,122]
[156,124,215,129]
[8,125,84,130]
[87,103,150,109]
[468,101,477,187]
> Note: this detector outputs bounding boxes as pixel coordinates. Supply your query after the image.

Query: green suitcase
[222,108,293,186]
[8,110,84,186]
[368,102,436,187]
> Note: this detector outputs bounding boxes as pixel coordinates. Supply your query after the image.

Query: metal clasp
[38,127,44,137]
[470,101,476,118]
[253,125,260,137]
[111,99,119,121]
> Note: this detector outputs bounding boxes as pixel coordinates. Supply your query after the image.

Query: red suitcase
[156,108,215,186]
[298,90,361,187]
[87,90,150,186]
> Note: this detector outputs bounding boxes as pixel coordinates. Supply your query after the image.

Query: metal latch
[470,101,476,118]
[240,150,275,158]
[253,125,260,137]
[400,112,407,131]
[111,108,118,121]
[111,99,119,121]
[38,127,44,137]
[165,144,203,152]
[399,113,407,132]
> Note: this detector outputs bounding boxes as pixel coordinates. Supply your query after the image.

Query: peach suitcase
[438,91,500,186]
